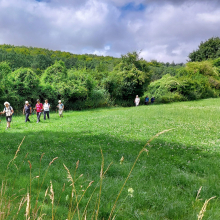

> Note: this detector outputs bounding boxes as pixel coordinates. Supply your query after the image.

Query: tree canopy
[188,37,220,62]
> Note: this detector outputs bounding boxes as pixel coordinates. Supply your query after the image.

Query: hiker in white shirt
[57,100,64,117]
[0,101,14,129]
[134,95,140,106]
[43,99,50,120]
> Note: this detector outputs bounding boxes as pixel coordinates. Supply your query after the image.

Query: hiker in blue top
[151,97,155,104]
[0,102,14,129]
[23,101,32,122]
[145,96,149,105]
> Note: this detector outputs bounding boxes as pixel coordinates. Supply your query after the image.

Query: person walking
[151,97,155,104]
[43,99,50,120]
[145,96,149,105]
[0,102,14,129]
[134,95,140,107]
[23,101,32,122]
[57,100,64,117]
[34,99,43,123]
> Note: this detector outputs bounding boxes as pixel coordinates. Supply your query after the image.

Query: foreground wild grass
[0,98,220,219]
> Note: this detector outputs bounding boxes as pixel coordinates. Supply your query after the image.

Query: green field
[0,98,220,219]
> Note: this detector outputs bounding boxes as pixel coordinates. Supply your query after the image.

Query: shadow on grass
[0,129,220,220]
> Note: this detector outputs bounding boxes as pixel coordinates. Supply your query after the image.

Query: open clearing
[0,98,220,219]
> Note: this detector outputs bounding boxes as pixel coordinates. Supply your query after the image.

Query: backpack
[5,106,13,115]
[5,106,12,111]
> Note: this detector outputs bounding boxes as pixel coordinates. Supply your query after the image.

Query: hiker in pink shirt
[34,99,43,123]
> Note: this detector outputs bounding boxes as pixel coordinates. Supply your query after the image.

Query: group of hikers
[134,95,155,106]
[1,96,154,129]
[0,99,64,130]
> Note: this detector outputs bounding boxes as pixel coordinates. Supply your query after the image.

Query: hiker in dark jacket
[23,101,32,122]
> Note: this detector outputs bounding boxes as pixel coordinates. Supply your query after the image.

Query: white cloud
[0,0,220,63]
[197,10,220,23]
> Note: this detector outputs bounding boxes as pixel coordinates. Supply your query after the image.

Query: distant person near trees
[0,102,14,129]
[145,96,149,105]
[134,95,140,107]
[43,99,50,120]
[23,101,32,122]
[57,100,64,117]
[151,97,155,104]
[34,99,43,123]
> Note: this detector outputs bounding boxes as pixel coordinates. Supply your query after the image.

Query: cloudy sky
[0,0,220,63]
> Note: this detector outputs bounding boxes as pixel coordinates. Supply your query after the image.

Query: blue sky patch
[121,2,146,12]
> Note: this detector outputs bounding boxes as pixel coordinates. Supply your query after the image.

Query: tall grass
[0,128,216,219]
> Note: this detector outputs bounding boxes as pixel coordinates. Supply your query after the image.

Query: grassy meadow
[1,98,220,219]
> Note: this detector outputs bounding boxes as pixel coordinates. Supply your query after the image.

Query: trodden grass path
[0,98,220,219]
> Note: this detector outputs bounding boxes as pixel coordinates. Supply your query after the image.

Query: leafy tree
[12,68,39,96]
[0,62,12,103]
[31,54,53,70]
[104,52,151,100]
[67,69,96,99]
[7,68,40,109]
[41,60,67,84]
[185,60,218,76]
[188,37,220,62]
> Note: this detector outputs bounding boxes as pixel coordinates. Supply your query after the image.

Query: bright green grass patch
[0,98,220,219]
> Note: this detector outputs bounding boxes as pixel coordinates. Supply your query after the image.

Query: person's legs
[6,117,8,129]
[37,112,41,123]
[39,112,41,122]
[44,111,46,120]
[6,116,11,128]
[59,109,63,117]
[47,111,50,119]
[25,113,30,122]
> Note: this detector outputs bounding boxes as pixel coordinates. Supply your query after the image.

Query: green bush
[104,52,151,101]
[145,58,220,104]
[41,60,67,84]
[185,61,218,76]
[85,89,112,108]
[8,68,40,109]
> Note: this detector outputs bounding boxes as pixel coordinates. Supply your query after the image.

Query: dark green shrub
[85,89,112,108]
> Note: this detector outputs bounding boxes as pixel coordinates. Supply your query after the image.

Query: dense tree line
[0,51,152,111]
[0,44,184,80]
[0,44,120,74]
[3,37,220,108]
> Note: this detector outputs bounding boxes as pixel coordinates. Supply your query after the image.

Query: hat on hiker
[4,102,10,106]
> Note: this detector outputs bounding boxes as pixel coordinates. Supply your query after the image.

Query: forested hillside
[1,38,220,111]
[0,44,119,73]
